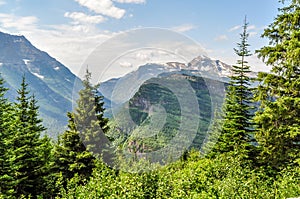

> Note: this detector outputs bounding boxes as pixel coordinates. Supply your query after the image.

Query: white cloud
[249,32,258,37]
[64,12,106,24]
[214,35,228,41]
[248,25,256,30]
[113,0,145,4]
[119,61,133,68]
[229,24,256,32]
[0,14,38,30]
[0,0,6,6]
[24,24,114,74]
[248,55,271,72]
[229,25,241,32]
[136,51,153,61]
[74,0,126,19]
[171,24,196,33]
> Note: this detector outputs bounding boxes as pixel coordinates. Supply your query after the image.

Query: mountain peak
[0,31,81,136]
[0,31,29,45]
[188,55,232,77]
[166,62,186,69]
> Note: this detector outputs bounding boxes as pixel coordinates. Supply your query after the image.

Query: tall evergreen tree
[52,69,110,191]
[211,18,255,159]
[254,0,300,169]
[52,112,95,187]
[28,95,53,196]
[0,75,15,197]
[11,77,50,198]
[73,69,110,156]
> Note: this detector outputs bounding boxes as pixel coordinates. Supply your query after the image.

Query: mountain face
[100,54,261,151]
[100,57,229,151]
[100,54,257,108]
[0,32,81,137]
[99,55,233,106]
[168,55,232,78]
[107,72,226,152]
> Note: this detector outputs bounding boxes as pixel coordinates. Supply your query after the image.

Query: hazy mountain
[99,55,236,107]
[108,71,226,151]
[100,56,230,150]
[0,31,81,137]
[0,31,250,139]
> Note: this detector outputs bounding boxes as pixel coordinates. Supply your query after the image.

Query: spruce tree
[254,0,300,169]
[73,69,110,156]
[0,75,15,197]
[53,112,95,186]
[211,18,255,159]
[28,95,53,197]
[52,70,110,191]
[11,77,50,198]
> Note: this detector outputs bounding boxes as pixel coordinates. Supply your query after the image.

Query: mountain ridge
[0,31,254,138]
[0,31,81,136]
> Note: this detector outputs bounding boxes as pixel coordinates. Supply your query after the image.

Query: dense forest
[0,0,299,198]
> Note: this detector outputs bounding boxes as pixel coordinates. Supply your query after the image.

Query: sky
[0,0,281,79]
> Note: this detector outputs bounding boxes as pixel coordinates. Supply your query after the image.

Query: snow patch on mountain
[14,38,23,43]
[23,59,31,65]
[32,72,45,79]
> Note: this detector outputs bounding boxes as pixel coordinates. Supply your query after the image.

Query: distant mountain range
[0,31,251,139]
[99,57,231,150]
[99,55,241,105]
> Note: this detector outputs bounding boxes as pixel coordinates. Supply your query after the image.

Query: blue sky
[0,0,280,76]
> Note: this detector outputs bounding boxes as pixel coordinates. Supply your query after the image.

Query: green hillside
[109,72,225,152]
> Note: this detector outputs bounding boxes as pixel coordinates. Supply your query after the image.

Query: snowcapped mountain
[187,55,232,77]
[0,31,81,136]
[166,55,257,79]
[99,54,258,115]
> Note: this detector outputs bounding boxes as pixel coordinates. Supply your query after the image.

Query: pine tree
[11,77,50,198]
[0,75,15,197]
[254,0,300,169]
[73,69,110,156]
[51,70,110,193]
[53,112,95,186]
[28,95,53,197]
[211,18,255,159]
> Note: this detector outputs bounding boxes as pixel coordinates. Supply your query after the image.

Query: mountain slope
[0,31,81,137]
[99,55,234,106]
[108,72,226,152]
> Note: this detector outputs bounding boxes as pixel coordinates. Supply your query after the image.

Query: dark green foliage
[210,18,255,159]
[52,112,95,187]
[0,75,15,196]
[112,73,217,153]
[201,108,224,156]
[14,78,49,198]
[254,0,300,169]
[56,151,300,199]
[2,77,51,198]
[73,69,110,155]
[50,69,111,194]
